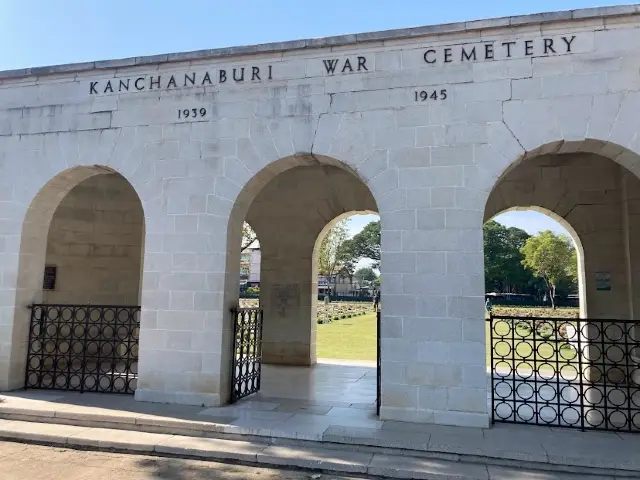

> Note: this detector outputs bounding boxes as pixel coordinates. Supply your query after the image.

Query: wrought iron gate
[376,308,381,416]
[230,307,263,403]
[488,314,640,432]
[25,304,140,394]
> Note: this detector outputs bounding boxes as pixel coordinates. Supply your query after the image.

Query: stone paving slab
[56,406,139,425]
[428,431,549,463]
[67,428,172,452]
[0,420,90,443]
[155,435,266,462]
[323,425,432,450]
[256,444,372,474]
[486,465,616,480]
[368,454,489,480]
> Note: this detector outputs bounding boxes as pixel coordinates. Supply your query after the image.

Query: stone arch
[221,153,382,400]
[313,210,379,261]
[484,206,587,318]
[312,210,380,297]
[223,154,381,311]
[484,138,640,320]
[5,165,146,390]
[471,126,640,194]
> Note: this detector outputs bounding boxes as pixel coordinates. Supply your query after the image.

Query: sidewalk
[0,389,637,478]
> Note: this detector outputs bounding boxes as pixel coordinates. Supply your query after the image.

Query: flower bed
[237,298,373,323]
[488,306,579,319]
[316,301,373,324]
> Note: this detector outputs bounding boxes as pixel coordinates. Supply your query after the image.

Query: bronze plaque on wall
[43,266,57,290]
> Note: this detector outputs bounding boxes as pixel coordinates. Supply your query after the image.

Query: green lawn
[316,309,580,372]
[316,313,377,360]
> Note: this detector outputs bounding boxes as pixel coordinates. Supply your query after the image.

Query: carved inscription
[89,65,273,95]
[177,107,207,120]
[423,35,577,64]
[322,56,368,74]
[415,89,447,101]
[271,284,300,317]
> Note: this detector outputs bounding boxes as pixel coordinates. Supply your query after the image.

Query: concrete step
[0,405,638,477]
[0,419,618,480]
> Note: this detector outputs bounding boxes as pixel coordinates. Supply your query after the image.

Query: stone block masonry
[0,5,639,430]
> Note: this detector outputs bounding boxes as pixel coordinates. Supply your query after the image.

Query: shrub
[246,286,260,295]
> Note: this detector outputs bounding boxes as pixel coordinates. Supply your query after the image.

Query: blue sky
[492,210,568,235]
[0,1,634,70]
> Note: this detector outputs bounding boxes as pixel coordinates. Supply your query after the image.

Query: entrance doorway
[484,145,640,432]
[225,156,381,418]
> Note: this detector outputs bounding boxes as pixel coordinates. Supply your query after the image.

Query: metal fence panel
[230,307,263,403]
[488,315,640,432]
[25,304,140,394]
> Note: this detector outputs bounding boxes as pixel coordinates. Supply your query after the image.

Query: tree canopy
[483,221,578,305]
[484,221,532,294]
[317,219,352,288]
[241,222,257,252]
[347,221,380,269]
[354,266,378,284]
[520,230,577,308]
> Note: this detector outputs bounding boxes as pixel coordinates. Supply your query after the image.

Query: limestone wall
[1,6,640,426]
[42,174,144,306]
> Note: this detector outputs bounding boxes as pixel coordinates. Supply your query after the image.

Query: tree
[483,221,533,293]
[520,231,577,309]
[317,219,351,293]
[241,222,257,252]
[355,267,377,284]
[348,221,381,269]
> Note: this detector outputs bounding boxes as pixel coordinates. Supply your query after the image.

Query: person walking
[485,297,493,316]
[373,289,381,311]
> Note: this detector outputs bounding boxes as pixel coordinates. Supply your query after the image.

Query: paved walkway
[0,388,638,477]
[1,362,639,477]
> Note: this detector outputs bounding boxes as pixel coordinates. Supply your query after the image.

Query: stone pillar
[259,241,316,366]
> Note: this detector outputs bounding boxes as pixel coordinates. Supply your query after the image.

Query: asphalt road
[0,441,374,479]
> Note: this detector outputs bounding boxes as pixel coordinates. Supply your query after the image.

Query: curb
[0,419,634,479]
[0,406,638,477]
[0,420,487,479]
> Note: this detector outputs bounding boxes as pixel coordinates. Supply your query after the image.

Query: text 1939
[178,108,207,119]
[414,89,447,102]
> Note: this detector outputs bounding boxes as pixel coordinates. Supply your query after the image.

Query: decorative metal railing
[487,315,640,432]
[376,308,381,416]
[25,304,140,394]
[230,307,263,403]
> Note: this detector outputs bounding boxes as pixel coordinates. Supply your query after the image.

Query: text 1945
[414,89,447,101]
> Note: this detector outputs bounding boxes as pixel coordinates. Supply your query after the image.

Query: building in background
[239,247,261,286]
[242,248,367,295]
